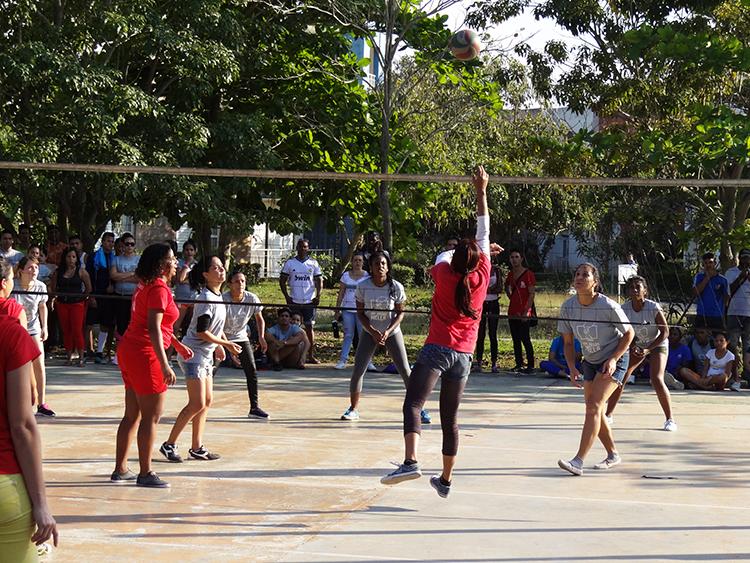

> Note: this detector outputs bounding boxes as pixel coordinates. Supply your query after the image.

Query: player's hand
[258,336,268,354]
[489,243,504,256]
[472,165,489,192]
[161,364,177,386]
[569,369,583,389]
[31,505,58,547]
[227,342,242,356]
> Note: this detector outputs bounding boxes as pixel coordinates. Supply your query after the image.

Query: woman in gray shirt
[557,263,634,476]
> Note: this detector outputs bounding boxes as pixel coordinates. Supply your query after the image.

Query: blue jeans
[338,310,361,363]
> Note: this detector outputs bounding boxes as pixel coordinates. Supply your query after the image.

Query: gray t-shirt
[12,279,48,336]
[222,291,263,342]
[182,288,227,363]
[355,278,406,334]
[621,299,667,350]
[112,254,140,295]
[557,294,631,365]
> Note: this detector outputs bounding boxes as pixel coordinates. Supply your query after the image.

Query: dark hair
[27,244,42,255]
[228,269,245,283]
[102,231,115,241]
[369,251,396,299]
[277,307,292,318]
[713,330,729,341]
[135,243,173,284]
[670,326,683,338]
[450,239,481,319]
[0,229,12,238]
[573,262,604,293]
[182,238,197,251]
[121,231,134,241]
[701,252,715,261]
[17,256,37,272]
[0,257,11,281]
[68,234,81,242]
[189,255,221,291]
[59,247,79,271]
[625,275,648,296]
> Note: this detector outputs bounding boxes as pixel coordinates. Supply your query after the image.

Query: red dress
[117,278,179,395]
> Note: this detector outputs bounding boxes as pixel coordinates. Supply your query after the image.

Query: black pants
[508,319,534,369]
[114,295,133,336]
[237,340,259,408]
[402,363,467,456]
[476,300,499,365]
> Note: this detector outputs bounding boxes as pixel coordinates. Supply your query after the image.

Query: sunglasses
[123,241,135,247]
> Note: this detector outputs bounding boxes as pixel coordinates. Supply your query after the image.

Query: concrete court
[35,360,750,563]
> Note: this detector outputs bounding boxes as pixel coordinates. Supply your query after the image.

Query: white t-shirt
[725,267,750,317]
[0,248,24,267]
[355,278,406,334]
[340,271,370,310]
[705,348,735,377]
[182,288,227,363]
[621,299,667,350]
[281,256,322,304]
[12,279,48,336]
[485,271,499,302]
[222,291,263,342]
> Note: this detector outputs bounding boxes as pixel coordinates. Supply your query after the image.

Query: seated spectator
[540,335,582,378]
[264,307,309,370]
[0,230,24,268]
[679,330,734,391]
[692,252,728,330]
[688,328,713,374]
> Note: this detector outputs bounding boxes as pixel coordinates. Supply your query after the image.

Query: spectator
[279,239,322,363]
[725,248,750,372]
[679,330,734,391]
[13,257,54,417]
[692,252,728,330]
[474,258,502,373]
[689,327,713,374]
[505,249,536,373]
[27,245,53,284]
[0,230,23,268]
[265,307,309,370]
[68,234,87,268]
[0,315,59,558]
[173,239,198,338]
[86,232,116,364]
[540,335,582,378]
[109,232,140,348]
[50,248,92,366]
[16,223,32,254]
[660,327,700,386]
[44,225,67,268]
[334,253,370,370]
[361,232,390,272]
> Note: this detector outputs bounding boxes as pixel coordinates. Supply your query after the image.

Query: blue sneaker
[420,409,431,424]
[341,406,359,421]
[381,461,422,485]
[430,475,451,498]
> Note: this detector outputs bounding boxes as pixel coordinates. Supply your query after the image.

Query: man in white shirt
[279,238,323,363]
[0,230,24,267]
[726,248,750,381]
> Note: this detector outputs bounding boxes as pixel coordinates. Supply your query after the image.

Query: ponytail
[450,239,481,319]
[189,255,221,291]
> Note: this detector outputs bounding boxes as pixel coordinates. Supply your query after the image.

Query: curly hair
[135,243,173,284]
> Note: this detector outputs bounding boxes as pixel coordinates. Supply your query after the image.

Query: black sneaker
[110,469,137,484]
[248,407,270,420]
[136,471,170,488]
[272,362,283,371]
[159,442,183,463]
[36,404,56,417]
[189,446,221,461]
[430,475,451,498]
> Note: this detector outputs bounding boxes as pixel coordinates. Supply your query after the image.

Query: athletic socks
[404,459,418,466]
[439,476,451,487]
[571,456,583,468]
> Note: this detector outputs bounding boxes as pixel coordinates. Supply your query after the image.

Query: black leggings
[508,319,534,368]
[402,363,467,456]
[237,340,259,408]
[114,296,133,336]
[476,300,499,364]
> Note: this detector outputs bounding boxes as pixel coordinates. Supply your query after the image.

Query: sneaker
[430,475,451,498]
[341,406,359,421]
[248,407,270,420]
[307,356,321,365]
[159,442,183,463]
[593,454,622,470]
[420,409,432,424]
[381,461,422,485]
[94,352,104,364]
[522,366,536,374]
[491,364,499,374]
[663,371,685,390]
[189,446,221,460]
[663,419,678,432]
[136,471,170,488]
[36,404,56,418]
[110,469,137,483]
[334,361,347,370]
[557,458,583,476]
[730,380,742,392]
[367,362,378,372]
[512,365,524,372]
[604,414,614,427]
[272,362,283,371]
[111,355,119,366]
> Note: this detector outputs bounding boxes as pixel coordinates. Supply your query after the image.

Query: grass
[247,280,567,366]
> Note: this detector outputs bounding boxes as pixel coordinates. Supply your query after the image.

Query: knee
[204,395,213,409]
[123,411,141,426]
[585,400,604,416]
[186,400,206,415]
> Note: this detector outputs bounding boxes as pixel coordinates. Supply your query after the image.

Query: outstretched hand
[472,165,489,192]
[490,243,504,256]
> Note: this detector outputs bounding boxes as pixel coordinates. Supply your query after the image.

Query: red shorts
[117,342,167,395]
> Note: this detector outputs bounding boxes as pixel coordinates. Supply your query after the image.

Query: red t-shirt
[0,316,41,474]
[0,298,23,320]
[425,254,491,354]
[506,269,536,317]
[122,278,179,350]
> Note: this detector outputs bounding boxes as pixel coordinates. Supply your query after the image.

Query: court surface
[38,361,750,562]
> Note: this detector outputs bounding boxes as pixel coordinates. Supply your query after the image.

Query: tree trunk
[377,0,397,253]
[333,230,363,282]
[719,162,746,268]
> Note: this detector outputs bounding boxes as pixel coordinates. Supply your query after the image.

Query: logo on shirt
[574,323,601,353]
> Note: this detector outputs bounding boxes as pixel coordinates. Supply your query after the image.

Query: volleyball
[449,29,481,61]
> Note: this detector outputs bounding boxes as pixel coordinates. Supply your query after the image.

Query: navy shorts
[416,343,472,381]
[581,353,629,386]
[291,303,316,326]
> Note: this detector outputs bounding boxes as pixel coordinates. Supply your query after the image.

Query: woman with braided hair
[381,166,501,498]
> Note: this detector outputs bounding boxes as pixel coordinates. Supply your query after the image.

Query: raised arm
[472,165,490,256]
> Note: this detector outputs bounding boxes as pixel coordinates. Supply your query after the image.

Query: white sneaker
[367,362,378,372]
[334,361,347,370]
[730,380,742,392]
[663,371,685,390]
[557,458,583,476]
[604,414,614,427]
[593,454,622,470]
[341,407,359,421]
[663,419,677,432]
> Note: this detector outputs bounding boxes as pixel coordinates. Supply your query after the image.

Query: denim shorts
[581,353,629,386]
[179,356,215,379]
[416,343,472,381]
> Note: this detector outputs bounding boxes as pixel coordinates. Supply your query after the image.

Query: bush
[232,262,262,285]
[391,263,415,286]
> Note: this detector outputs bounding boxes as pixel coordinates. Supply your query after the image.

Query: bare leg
[167,378,207,445]
[32,337,46,405]
[442,454,457,482]
[349,391,361,410]
[135,392,165,475]
[305,325,315,361]
[649,352,673,420]
[606,353,643,417]
[575,376,620,461]
[114,388,141,474]
[191,376,213,450]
